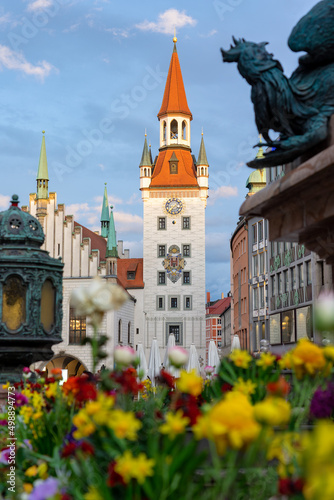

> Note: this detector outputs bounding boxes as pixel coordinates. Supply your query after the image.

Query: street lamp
[0,195,63,384]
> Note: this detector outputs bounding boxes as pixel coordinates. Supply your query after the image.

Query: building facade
[206,293,231,359]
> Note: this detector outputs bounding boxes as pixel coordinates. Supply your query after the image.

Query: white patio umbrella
[136,342,148,381]
[163,333,179,377]
[208,340,220,374]
[147,338,162,386]
[186,343,201,375]
[231,334,241,352]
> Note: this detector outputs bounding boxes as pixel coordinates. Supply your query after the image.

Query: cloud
[121,239,143,258]
[0,45,57,81]
[0,195,10,210]
[63,23,80,33]
[114,212,143,233]
[0,13,12,25]
[105,27,130,38]
[27,0,53,12]
[66,202,92,219]
[200,29,218,38]
[206,232,231,263]
[208,185,238,205]
[136,9,197,35]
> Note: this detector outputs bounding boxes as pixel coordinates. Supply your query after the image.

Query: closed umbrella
[136,342,148,381]
[163,333,179,377]
[186,343,201,375]
[231,334,241,352]
[208,340,220,374]
[147,338,162,386]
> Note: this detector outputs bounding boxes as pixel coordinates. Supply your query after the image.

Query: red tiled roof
[74,222,107,260]
[158,47,192,120]
[150,149,198,187]
[117,258,144,289]
[207,297,231,316]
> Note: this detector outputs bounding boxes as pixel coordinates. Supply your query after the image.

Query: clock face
[165,198,183,215]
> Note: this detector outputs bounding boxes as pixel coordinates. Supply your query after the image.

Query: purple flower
[0,420,7,426]
[0,448,10,464]
[15,392,29,407]
[310,383,334,419]
[28,478,59,500]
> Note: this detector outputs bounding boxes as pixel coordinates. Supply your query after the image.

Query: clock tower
[140,37,209,359]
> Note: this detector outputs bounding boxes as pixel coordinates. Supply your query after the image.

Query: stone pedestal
[240,117,334,270]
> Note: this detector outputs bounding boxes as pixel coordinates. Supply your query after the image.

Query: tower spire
[139,134,152,167]
[106,205,118,258]
[197,132,209,166]
[256,134,265,159]
[36,131,49,200]
[101,183,110,238]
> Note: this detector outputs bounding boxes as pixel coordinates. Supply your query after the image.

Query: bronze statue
[221,0,334,168]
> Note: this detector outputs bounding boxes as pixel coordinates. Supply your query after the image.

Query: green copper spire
[139,134,152,167]
[197,132,209,166]
[36,131,49,200]
[101,183,109,238]
[106,205,118,258]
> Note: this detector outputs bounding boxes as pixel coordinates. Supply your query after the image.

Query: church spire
[36,131,49,200]
[100,183,109,238]
[139,134,152,167]
[106,205,118,258]
[197,132,209,166]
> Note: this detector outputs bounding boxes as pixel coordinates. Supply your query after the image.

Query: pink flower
[204,365,215,376]
[168,347,189,368]
[114,346,137,366]
[0,448,10,464]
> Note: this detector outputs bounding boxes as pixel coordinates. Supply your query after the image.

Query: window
[271,241,276,255]
[128,322,131,344]
[291,267,296,290]
[298,264,304,288]
[217,318,222,325]
[253,288,258,310]
[282,310,295,343]
[259,286,265,309]
[252,224,257,244]
[170,119,178,138]
[136,328,139,335]
[158,272,166,285]
[58,243,60,256]
[271,275,276,295]
[168,324,182,344]
[182,120,187,140]
[158,245,166,257]
[170,163,178,174]
[158,217,166,230]
[218,329,222,337]
[182,244,191,257]
[258,221,263,242]
[127,271,135,280]
[259,252,265,274]
[183,271,191,284]
[184,296,192,310]
[171,297,178,309]
[284,270,289,292]
[278,273,282,295]
[69,308,86,345]
[306,261,312,285]
[252,255,258,276]
[163,121,166,141]
[118,319,122,343]
[318,261,325,286]
[182,217,190,229]
[157,296,165,310]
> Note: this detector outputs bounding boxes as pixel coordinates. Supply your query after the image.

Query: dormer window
[127,271,135,280]
[170,163,178,174]
[169,151,179,175]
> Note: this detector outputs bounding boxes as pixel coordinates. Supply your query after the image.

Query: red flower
[267,376,290,397]
[221,383,233,393]
[63,375,97,404]
[159,369,175,389]
[61,442,78,458]
[60,494,72,500]
[111,368,144,396]
[278,478,304,495]
[174,394,201,425]
[79,441,95,455]
[107,461,126,487]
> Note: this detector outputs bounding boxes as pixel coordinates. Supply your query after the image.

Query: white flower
[168,346,189,368]
[114,346,137,366]
[204,365,214,376]
[70,278,129,325]
[315,291,334,332]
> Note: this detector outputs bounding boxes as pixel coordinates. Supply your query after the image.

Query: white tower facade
[140,39,209,360]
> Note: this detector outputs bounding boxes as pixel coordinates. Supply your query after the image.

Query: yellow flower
[19,406,34,424]
[84,486,104,500]
[279,351,293,370]
[114,451,155,484]
[323,345,334,363]
[108,409,142,440]
[32,411,43,421]
[256,352,276,369]
[23,483,33,494]
[2,382,10,390]
[73,411,96,439]
[290,339,326,379]
[267,432,303,478]
[176,370,203,396]
[253,397,291,427]
[159,410,190,439]
[25,465,38,477]
[229,349,252,369]
[131,453,155,484]
[45,382,58,399]
[37,462,48,479]
[232,377,256,396]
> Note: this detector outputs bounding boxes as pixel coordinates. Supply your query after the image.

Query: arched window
[182,120,187,140]
[163,121,167,141]
[128,321,131,344]
[170,119,178,139]
[144,168,147,177]
[118,319,122,343]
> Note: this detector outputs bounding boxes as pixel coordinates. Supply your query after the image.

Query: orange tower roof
[157,43,192,120]
[150,149,198,187]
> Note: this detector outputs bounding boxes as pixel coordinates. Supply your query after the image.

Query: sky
[0,0,319,300]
